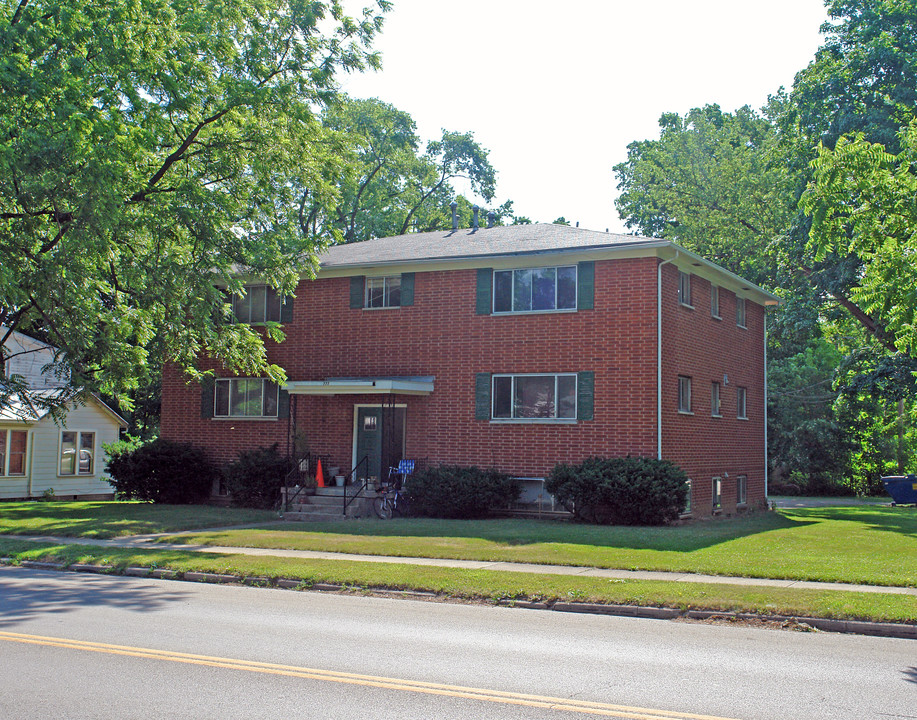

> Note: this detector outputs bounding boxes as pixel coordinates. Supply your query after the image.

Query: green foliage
[546,457,688,526]
[405,465,521,519]
[0,0,388,409]
[105,438,218,504]
[224,444,294,509]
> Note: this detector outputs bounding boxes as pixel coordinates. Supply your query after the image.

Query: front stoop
[281,487,376,522]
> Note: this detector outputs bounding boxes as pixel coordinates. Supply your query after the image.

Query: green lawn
[0,501,277,538]
[1,538,914,624]
[165,506,917,587]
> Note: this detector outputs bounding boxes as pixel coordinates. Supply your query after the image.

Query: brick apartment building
[161,223,777,517]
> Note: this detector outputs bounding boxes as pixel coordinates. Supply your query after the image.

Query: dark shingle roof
[319,223,662,268]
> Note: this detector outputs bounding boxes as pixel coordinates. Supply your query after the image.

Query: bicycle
[373,460,414,519]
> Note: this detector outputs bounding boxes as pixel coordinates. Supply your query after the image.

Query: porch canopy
[283,376,434,396]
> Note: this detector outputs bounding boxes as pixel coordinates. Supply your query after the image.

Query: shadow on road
[0,568,190,626]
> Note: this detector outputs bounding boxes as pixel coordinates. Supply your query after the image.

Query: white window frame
[59,430,95,477]
[737,387,748,419]
[491,373,578,422]
[736,296,747,328]
[711,286,720,318]
[677,375,692,414]
[712,477,722,513]
[737,475,747,506]
[492,265,578,314]
[232,284,284,324]
[365,275,402,309]
[214,378,279,419]
[0,429,28,477]
[711,381,722,417]
[678,271,692,307]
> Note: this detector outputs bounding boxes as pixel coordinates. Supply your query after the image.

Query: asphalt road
[0,567,914,720]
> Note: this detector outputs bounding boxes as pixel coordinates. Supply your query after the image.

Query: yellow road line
[0,631,742,720]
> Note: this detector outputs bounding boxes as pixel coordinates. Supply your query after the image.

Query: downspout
[763,310,769,500]
[657,252,678,460]
[26,428,35,498]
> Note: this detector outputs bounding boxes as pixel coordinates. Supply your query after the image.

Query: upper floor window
[678,271,692,306]
[677,375,692,413]
[492,373,577,420]
[0,429,27,476]
[232,285,283,323]
[493,266,577,313]
[711,286,720,318]
[60,431,94,476]
[214,378,279,418]
[736,296,747,328]
[366,275,402,308]
[711,382,722,417]
[737,386,748,419]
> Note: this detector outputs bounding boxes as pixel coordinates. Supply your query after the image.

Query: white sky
[339,0,829,233]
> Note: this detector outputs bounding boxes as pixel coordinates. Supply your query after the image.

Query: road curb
[2,557,914,640]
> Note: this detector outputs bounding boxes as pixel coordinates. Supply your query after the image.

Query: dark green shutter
[577,261,594,310]
[280,295,294,323]
[576,371,594,421]
[200,378,215,419]
[475,373,492,420]
[400,272,414,306]
[278,389,290,419]
[476,268,493,315]
[350,276,364,308]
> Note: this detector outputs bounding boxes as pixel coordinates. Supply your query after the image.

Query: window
[711,382,721,417]
[683,479,692,515]
[492,374,577,420]
[60,431,94,476]
[365,275,401,308]
[0,429,27,476]
[678,271,692,306]
[712,477,722,512]
[737,475,747,506]
[737,387,748,419]
[711,286,720,318]
[214,379,279,418]
[736,296,747,328]
[677,376,692,413]
[493,266,577,313]
[232,285,283,323]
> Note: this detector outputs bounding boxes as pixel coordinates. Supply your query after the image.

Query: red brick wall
[161,256,767,515]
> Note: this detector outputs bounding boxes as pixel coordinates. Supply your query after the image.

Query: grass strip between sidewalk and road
[1,538,915,625]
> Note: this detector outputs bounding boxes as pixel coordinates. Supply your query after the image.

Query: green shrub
[105,438,218,504]
[546,456,688,525]
[406,465,521,519]
[224,444,294,509]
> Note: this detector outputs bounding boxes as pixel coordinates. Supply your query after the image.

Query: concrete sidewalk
[11,530,917,598]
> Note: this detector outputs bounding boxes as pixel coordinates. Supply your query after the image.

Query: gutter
[657,252,678,460]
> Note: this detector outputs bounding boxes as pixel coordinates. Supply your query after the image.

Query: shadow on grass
[0,565,191,627]
[257,511,814,553]
[785,506,917,538]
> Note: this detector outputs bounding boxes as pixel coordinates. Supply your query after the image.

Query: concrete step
[281,510,351,522]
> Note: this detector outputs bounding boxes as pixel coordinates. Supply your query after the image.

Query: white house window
[60,431,94,476]
[214,379,279,418]
[233,285,283,323]
[678,271,692,306]
[712,477,722,512]
[736,296,747,328]
[492,374,576,420]
[365,275,401,308]
[737,475,747,506]
[711,286,720,318]
[493,266,577,313]
[683,479,692,515]
[711,382,722,417]
[0,429,27,476]
[677,376,692,413]
[737,387,748,419]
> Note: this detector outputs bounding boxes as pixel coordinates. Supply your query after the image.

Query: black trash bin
[882,475,917,505]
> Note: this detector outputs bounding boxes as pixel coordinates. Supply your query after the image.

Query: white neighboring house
[1,328,126,500]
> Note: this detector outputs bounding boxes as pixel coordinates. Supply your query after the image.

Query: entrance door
[354,406,405,483]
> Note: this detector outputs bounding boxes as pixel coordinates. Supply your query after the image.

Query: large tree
[0,0,387,412]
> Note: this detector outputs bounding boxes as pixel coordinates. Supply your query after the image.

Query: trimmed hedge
[406,464,522,519]
[546,456,688,525]
[224,444,294,509]
[105,438,219,504]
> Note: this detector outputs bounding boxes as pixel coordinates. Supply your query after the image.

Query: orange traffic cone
[315,459,325,488]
